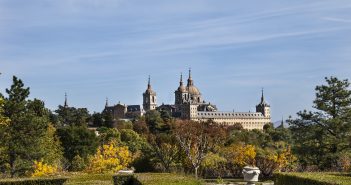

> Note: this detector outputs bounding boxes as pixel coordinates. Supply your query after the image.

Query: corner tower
[175,73,187,105]
[256,89,271,118]
[143,76,157,111]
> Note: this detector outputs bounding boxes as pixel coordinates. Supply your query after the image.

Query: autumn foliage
[32,161,58,177]
[86,141,132,173]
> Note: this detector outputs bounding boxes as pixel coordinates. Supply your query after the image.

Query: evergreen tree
[57,126,99,170]
[101,110,114,128]
[289,76,351,169]
[0,76,55,177]
[55,106,90,127]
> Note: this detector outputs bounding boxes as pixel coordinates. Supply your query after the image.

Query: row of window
[197,112,262,117]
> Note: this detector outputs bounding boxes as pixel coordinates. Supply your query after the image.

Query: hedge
[0,178,67,185]
[275,173,351,185]
[113,174,140,185]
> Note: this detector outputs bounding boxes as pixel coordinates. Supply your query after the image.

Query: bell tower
[143,76,157,111]
[256,88,271,118]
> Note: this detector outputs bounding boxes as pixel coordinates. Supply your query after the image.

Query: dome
[177,85,186,92]
[187,85,201,95]
[145,88,156,94]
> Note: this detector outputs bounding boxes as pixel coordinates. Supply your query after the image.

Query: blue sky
[0,0,351,123]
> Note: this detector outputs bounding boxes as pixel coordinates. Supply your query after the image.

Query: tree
[57,126,99,169]
[120,129,146,153]
[86,141,132,173]
[289,76,351,170]
[39,124,63,166]
[148,133,181,172]
[97,127,121,145]
[174,120,226,178]
[101,110,114,128]
[55,106,90,127]
[0,97,10,126]
[91,112,103,127]
[145,110,165,133]
[133,119,149,136]
[0,76,52,177]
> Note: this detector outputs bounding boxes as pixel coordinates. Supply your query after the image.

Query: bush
[32,161,58,177]
[0,178,67,185]
[70,155,86,172]
[275,173,351,185]
[113,174,140,185]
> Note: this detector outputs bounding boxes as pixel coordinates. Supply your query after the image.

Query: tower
[143,75,157,111]
[256,88,271,118]
[186,68,202,104]
[175,73,187,105]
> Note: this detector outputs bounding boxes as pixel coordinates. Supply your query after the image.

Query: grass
[275,172,351,185]
[64,173,113,185]
[135,173,202,185]
[0,173,202,185]
[204,178,274,185]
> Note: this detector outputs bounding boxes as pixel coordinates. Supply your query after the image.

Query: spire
[180,72,184,86]
[64,92,68,108]
[105,97,109,107]
[187,68,194,86]
[261,88,264,103]
[144,75,155,94]
[281,116,284,128]
[148,75,151,89]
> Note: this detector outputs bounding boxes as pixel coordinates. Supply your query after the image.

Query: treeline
[0,75,350,179]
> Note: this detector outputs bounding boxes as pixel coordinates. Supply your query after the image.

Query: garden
[1,76,351,184]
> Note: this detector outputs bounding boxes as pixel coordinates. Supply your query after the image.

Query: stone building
[103,99,143,120]
[143,76,157,112]
[104,69,271,130]
[143,69,271,130]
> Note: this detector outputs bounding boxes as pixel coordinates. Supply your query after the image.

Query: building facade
[104,69,271,130]
[144,69,271,130]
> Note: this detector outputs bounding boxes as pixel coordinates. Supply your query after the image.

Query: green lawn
[275,172,351,185]
[64,173,113,185]
[64,172,201,185]
[136,173,201,185]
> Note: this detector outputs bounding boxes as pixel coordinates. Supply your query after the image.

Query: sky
[0,0,351,123]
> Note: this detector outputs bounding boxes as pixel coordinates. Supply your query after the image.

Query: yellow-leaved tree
[86,141,132,173]
[256,145,297,176]
[224,144,256,167]
[268,146,296,171]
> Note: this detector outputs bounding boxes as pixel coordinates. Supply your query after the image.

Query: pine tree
[0,76,62,177]
[289,76,351,169]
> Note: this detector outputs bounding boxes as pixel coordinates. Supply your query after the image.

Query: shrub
[113,174,140,185]
[275,173,351,185]
[0,178,67,185]
[70,155,86,172]
[86,141,132,173]
[32,161,58,177]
